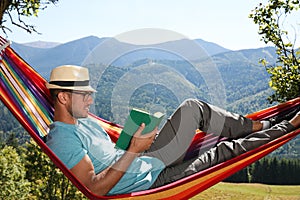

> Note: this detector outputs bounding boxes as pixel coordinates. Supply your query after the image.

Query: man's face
[66,91,94,118]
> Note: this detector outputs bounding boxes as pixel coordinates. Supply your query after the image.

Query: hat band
[49,80,90,87]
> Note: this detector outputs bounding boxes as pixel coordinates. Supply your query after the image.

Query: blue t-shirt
[46,117,165,195]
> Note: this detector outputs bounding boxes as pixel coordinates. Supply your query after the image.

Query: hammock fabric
[0,37,299,200]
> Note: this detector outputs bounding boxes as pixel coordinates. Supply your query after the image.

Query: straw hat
[46,65,96,92]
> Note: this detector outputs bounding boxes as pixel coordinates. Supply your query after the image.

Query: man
[46,65,300,196]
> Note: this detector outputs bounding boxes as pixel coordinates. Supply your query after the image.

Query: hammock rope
[0,37,299,199]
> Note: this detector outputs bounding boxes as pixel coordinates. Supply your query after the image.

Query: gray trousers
[145,99,295,188]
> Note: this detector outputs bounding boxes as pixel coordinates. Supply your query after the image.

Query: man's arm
[70,123,157,196]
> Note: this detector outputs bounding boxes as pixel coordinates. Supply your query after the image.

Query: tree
[25,139,87,199]
[0,0,58,35]
[0,145,30,199]
[249,0,300,103]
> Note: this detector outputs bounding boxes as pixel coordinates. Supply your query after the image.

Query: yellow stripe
[1,63,48,136]
[98,120,122,133]
[4,60,52,127]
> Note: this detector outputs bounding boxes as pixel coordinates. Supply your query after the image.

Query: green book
[115,108,165,150]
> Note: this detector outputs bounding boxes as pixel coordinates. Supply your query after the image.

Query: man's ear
[57,92,68,104]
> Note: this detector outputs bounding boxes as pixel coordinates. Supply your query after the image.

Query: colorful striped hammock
[0,37,299,199]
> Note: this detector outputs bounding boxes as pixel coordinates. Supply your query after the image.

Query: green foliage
[266,65,299,103]
[252,157,300,185]
[1,132,87,199]
[249,0,300,103]
[226,157,300,185]
[0,0,58,34]
[0,145,30,199]
[24,139,87,199]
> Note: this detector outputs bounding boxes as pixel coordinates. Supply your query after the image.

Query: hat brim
[46,83,97,92]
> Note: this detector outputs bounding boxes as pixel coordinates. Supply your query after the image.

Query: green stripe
[5,59,52,125]
[1,61,46,137]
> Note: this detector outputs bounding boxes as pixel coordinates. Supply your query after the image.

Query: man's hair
[49,89,62,101]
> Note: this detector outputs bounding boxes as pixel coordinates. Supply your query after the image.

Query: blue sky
[3,0,299,50]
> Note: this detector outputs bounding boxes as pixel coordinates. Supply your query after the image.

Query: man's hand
[128,123,158,153]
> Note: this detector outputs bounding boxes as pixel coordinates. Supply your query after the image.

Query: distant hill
[8,35,277,110]
[194,38,231,56]
[11,36,231,78]
[9,35,277,110]
[11,36,106,78]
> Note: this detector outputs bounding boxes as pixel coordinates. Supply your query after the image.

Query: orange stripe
[1,62,48,136]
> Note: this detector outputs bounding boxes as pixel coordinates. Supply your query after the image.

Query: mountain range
[8,35,280,121]
[12,36,232,77]
[10,35,277,110]
[11,36,276,83]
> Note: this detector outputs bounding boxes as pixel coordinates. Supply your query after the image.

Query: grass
[191,182,300,200]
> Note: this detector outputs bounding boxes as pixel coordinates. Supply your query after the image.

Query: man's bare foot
[289,111,300,128]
